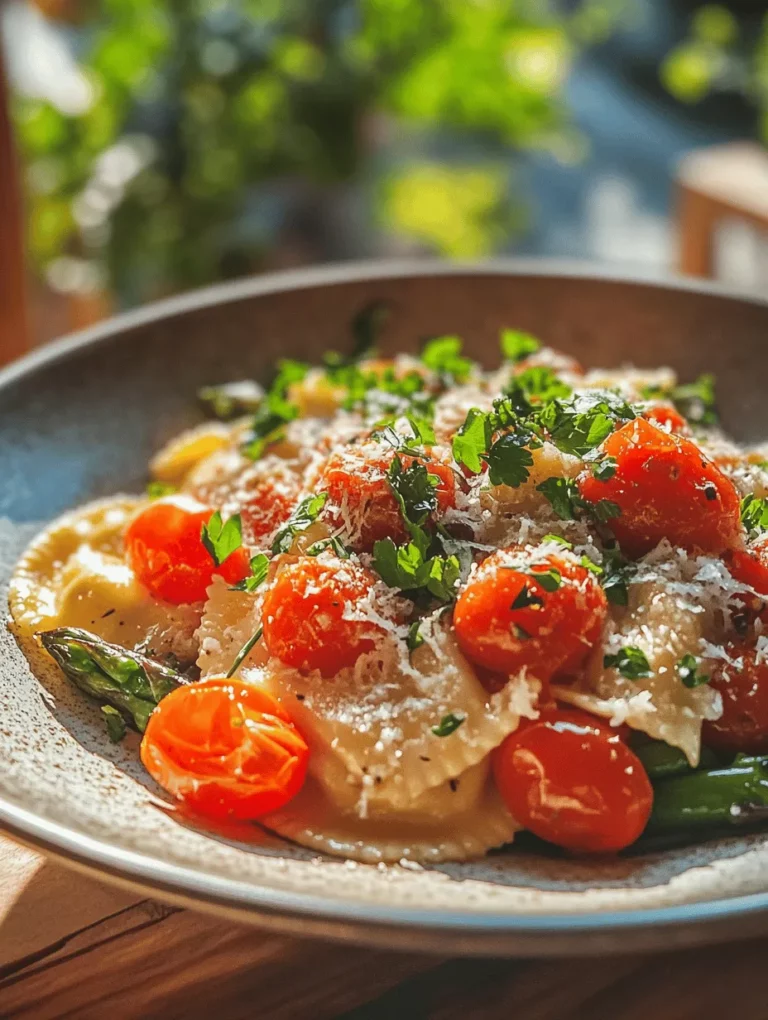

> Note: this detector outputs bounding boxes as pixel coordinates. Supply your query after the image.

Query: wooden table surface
[2,836,768,1019]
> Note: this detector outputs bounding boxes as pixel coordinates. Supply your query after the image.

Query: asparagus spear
[39,627,184,733]
[646,755,768,835]
[632,738,718,780]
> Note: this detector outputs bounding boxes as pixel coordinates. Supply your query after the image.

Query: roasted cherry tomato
[577,417,742,558]
[642,403,689,434]
[453,548,607,679]
[318,447,456,551]
[493,707,653,853]
[240,476,299,544]
[725,539,768,628]
[703,642,768,754]
[141,678,309,821]
[125,495,250,604]
[262,558,383,677]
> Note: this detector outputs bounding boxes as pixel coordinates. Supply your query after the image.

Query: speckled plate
[5,261,768,957]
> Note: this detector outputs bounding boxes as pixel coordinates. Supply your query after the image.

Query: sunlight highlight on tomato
[493,708,652,852]
[141,678,309,821]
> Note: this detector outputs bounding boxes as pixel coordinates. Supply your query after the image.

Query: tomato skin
[703,642,768,754]
[318,447,456,551]
[140,678,309,822]
[125,495,250,604]
[262,558,382,677]
[642,403,689,435]
[578,417,742,558]
[453,549,607,680]
[493,708,652,853]
[241,478,298,545]
[724,540,768,627]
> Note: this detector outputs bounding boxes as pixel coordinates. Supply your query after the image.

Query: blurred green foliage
[662,5,768,142]
[14,0,625,304]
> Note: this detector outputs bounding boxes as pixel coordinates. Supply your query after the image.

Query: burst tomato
[577,417,742,558]
[703,641,768,754]
[141,678,309,821]
[318,446,455,551]
[493,707,652,852]
[262,558,383,677]
[125,495,250,604]
[453,548,607,680]
[642,403,689,434]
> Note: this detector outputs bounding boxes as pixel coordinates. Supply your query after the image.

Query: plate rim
[5,257,768,954]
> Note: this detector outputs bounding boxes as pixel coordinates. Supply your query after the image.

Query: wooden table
[2,835,768,1019]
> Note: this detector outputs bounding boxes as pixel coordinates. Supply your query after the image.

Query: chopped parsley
[431,712,465,737]
[407,621,425,653]
[271,493,329,554]
[741,494,768,537]
[536,477,581,520]
[599,546,633,606]
[241,360,308,460]
[500,329,540,363]
[421,335,473,384]
[505,366,572,415]
[373,416,435,454]
[201,512,242,567]
[485,431,536,488]
[537,390,636,457]
[305,535,351,559]
[226,626,263,679]
[676,653,710,689]
[527,566,562,592]
[590,455,617,482]
[199,381,264,420]
[604,646,652,680]
[231,553,270,592]
[542,533,573,548]
[388,456,440,528]
[452,408,492,474]
[642,373,717,426]
[146,481,177,500]
[511,584,544,610]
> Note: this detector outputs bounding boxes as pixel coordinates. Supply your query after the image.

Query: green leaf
[485,432,535,488]
[407,621,425,653]
[431,712,465,737]
[146,481,178,500]
[591,455,617,481]
[536,476,581,520]
[542,533,573,549]
[580,555,603,576]
[601,546,633,606]
[388,455,439,528]
[421,335,473,383]
[452,408,492,473]
[676,653,710,689]
[231,553,270,592]
[372,537,418,591]
[592,498,622,523]
[198,381,263,421]
[506,366,571,413]
[500,329,540,363]
[511,583,544,610]
[604,646,652,680]
[201,512,243,567]
[272,493,329,554]
[423,553,461,602]
[643,374,717,426]
[539,390,636,457]
[101,705,127,743]
[526,566,562,592]
[305,535,351,559]
[741,494,768,537]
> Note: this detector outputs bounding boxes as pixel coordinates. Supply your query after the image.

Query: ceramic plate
[4,261,768,956]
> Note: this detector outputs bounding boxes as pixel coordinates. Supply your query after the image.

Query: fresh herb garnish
[741,494,768,537]
[500,329,540,364]
[271,493,329,554]
[201,512,242,567]
[604,646,652,680]
[527,566,562,592]
[542,533,573,549]
[642,374,717,426]
[421,336,473,384]
[305,534,351,559]
[231,553,269,592]
[372,416,435,454]
[600,546,633,606]
[485,430,537,488]
[511,584,544,610]
[537,390,636,457]
[452,408,492,474]
[226,626,263,678]
[676,653,710,689]
[146,481,178,500]
[388,456,440,528]
[407,621,425,653]
[505,366,572,415]
[241,360,308,460]
[431,712,465,737]
[199,381,264,420]
[591,498,622,523]
[591,455,617,481]
[536,477,582,520]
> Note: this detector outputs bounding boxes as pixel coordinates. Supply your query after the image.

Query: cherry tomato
[318,447,456,551]
[493,707,653,852]
[141,678,309,821]
[453,548,607,679]
[703,642,768,754]
[725,539,768,628]
[241,476,299,545]
[642,403,689,434]
[125,495,250,604]
[577,417,742,558]
[262,558,383,677]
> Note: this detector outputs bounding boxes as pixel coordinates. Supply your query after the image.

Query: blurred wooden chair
[0,40,29,366]
[678,142,768,281]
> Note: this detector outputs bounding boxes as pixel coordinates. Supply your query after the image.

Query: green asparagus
[39,627,184,733]
[646,755,768,835]
[632,738,718,780]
